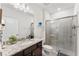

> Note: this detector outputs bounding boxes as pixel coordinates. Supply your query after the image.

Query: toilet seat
[43,45,53,52]
[42,45,57,56]
[43,45,53,50]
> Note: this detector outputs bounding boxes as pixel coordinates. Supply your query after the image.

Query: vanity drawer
[32,48,42,56]
[24,44,37,55]
[29,44,37,50]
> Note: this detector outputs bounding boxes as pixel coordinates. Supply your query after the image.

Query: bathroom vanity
[2,39,42,56]
[13,41,42,56]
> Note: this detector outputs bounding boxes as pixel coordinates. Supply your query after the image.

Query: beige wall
[74,4,79,56]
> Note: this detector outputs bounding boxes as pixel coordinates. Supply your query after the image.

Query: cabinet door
[24,44,37,56]
[33,48,42,56]
[33,41,42,56]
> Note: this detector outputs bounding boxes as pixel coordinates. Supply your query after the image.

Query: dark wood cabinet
[32,48,42,56]
[23,44,37,56]
[32,41,42,56]
[12,41,42,56]
[13,50,23,56]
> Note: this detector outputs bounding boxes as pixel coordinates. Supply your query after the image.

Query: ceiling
[2,3,75,15]
[37,3,75,14]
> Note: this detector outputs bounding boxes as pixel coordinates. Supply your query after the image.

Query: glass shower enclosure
[45,15,77,56]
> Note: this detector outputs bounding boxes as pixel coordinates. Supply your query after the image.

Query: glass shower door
[45,16,77,56]
[56,17,73,55]
[45,20,58,46]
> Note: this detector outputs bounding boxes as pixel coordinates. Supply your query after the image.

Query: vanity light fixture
[24,4,34,15]
[13,3,20,8]
[10,3,33,15]
[19,3,25,11]
[26,5,30,11]
[11,3,31,13]
[24,4,30,12]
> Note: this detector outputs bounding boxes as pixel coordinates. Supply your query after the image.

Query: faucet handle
[57,50,61,56]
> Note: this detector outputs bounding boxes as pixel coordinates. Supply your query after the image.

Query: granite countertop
[2,38,43,56]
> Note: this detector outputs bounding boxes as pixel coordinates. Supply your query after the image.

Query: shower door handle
[72,25,79,29]
[72,25,76,29]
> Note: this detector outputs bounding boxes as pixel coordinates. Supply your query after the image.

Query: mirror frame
[0,9,2,24]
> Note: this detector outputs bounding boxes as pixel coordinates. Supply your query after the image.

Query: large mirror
[1,3,34,45]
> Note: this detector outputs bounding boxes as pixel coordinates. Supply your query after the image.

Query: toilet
[42,40,57,56]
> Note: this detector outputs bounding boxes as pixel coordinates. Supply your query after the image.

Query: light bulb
[24,5,30,12]
[19,4,25,10]
[57,8,61,11]
[14,3,20,8]
[26,6,30,11]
